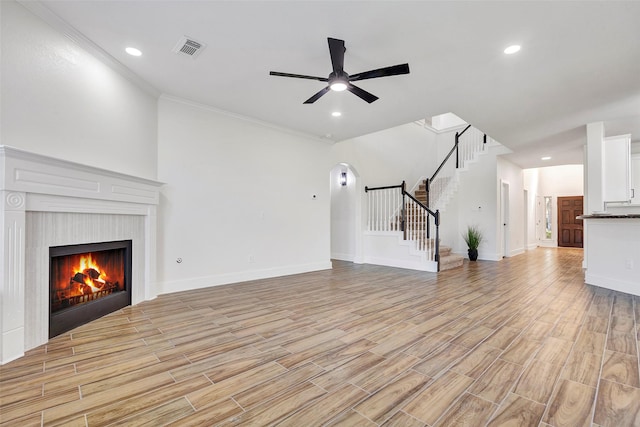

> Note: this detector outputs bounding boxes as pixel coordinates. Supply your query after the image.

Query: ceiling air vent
[172,36,206,58]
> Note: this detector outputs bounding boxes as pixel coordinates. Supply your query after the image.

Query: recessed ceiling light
[504,45,521,55]
[331,111,342,117]
[541,156,551,160]
[125,47,142,57]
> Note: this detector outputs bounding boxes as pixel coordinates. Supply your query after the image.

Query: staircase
[364,124,494,273]
[409,183,465,271]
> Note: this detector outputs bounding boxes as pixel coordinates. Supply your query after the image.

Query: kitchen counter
[581,216,640,296]
[578,214,640,219]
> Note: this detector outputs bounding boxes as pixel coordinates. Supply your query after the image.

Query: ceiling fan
[270,37,410,104]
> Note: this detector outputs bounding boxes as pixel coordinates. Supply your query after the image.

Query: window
[544,196,552,239]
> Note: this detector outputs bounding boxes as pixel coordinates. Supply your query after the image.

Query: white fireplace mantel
[0,146,163,364]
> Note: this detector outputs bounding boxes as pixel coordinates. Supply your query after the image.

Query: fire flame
[74,254,107,294]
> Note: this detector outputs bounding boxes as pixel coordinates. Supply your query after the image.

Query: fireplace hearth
[49,240,132,338]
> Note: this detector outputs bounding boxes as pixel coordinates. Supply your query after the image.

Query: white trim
[586,273,640,297]
[331,252,355,262]
[412,120,469,135]
[161,95,331,145]
[508,247,526,257]
[158,261,332,295]
[362,256,438,272]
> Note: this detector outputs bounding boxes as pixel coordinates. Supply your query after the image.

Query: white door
[501,181,510,257]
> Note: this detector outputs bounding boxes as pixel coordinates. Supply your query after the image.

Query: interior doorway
[557,196,584,248]
[501,181,510,257]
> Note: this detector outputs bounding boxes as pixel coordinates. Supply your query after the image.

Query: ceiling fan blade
[328,38,345,74]
[347,83,378,103]
[270,71,328,82]
[349,63,410,82]
[303,86,331,104]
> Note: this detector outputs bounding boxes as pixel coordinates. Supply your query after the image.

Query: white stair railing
[366,182,440,267]
[365,183,403,232]
[425,126,496,211]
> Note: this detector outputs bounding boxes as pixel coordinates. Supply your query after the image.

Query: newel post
[401,181,406,239]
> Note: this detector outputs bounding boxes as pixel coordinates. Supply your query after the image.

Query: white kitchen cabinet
[631,154,640,204]
[603,134,631,203]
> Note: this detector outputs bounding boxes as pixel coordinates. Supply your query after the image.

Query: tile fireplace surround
[0,146,163,364]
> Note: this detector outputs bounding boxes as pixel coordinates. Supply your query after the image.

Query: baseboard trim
[362,256,438,272]
[158,261,333,295]
[585,273,640,297]
[331,252,355,262]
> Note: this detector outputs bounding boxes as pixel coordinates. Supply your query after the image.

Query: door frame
[500,180,510,257]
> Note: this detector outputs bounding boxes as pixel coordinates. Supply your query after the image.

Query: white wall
[157,96,331,294]
[0,1,158,180]
[330,123,439,190]
[444,144,513,261]
[586,122,604,213]
[525,164,584,246]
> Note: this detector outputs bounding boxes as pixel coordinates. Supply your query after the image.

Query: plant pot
[468,248,478,261]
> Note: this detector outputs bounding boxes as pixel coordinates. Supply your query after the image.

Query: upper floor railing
[425,125,487,210]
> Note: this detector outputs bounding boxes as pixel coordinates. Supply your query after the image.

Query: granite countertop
[578,214,640,219]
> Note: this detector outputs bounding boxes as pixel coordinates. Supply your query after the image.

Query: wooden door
[557,196,583,248]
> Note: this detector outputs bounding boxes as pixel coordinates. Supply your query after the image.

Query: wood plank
[412,343,469,377]
[561,350,603,388]
[513,359,563,404]
[402,371,474,425]
[218,380,326,426]
[165,398,243,427]
[600,350,640,387]
[594,379,640,426]
[381,411,426,427]
[233,362,324,409]
[354,370,430,424]
[543,379,596,427]
[450,344,502,379]
[187,361,286,410]
[277,383,367,426]
[486,392,545,427]
[468,358,523,404]
[86,374,210,426]
[326,409,377,426]
[434,392,496,426]
[606,331,637,355]
[350,352,421,394]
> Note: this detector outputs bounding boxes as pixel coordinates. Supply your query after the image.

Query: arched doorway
[329,163,361,262]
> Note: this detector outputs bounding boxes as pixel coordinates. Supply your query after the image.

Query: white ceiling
[30,1,640,169]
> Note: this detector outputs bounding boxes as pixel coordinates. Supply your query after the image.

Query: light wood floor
[1,248,639,426]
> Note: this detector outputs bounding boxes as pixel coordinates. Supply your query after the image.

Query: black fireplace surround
[49,240,132,338]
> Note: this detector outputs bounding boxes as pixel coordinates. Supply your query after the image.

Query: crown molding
[160,94,334,145]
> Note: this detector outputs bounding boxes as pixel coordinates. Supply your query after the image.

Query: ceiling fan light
[330,81,347,92]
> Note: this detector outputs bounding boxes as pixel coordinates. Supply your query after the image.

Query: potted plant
[462,225,483,261]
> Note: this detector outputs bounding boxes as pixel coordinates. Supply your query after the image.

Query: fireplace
[1,146,162,364]
[49,240,132,338]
